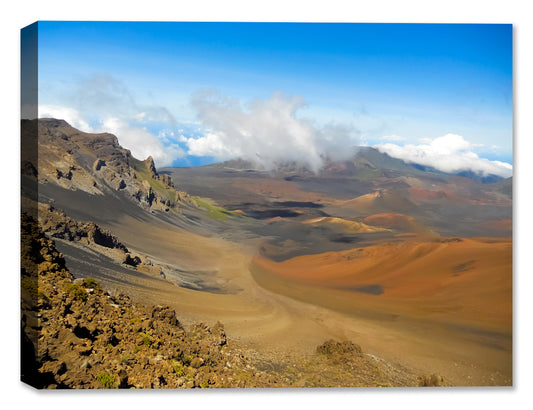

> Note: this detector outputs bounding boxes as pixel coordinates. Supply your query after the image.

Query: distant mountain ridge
[202,146,505,184]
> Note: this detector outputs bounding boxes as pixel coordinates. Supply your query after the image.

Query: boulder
[316,339,362,356]
[123,254,141,267]
[418,373,446,387]
[151,305,180,327]
[92,159,106,172]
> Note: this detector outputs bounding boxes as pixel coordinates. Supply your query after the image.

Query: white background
[1,1,531,409]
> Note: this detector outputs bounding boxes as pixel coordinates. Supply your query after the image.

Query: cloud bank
[185,90,359,172]
[374,134,512,178]
[100,117,185,167]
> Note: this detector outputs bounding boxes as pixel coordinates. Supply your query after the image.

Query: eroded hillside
[21,213,428,388]
[22,118,192,212]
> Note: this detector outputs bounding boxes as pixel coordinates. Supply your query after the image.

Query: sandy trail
[104,214,330,351]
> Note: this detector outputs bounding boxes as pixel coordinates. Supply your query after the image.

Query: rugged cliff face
[23,118,192,212]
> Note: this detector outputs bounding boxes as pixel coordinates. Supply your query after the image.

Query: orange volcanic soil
[363,213,436,235]
[408,187,452,202]
[252,237,512,330]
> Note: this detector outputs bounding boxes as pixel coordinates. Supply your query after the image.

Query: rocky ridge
[24,118,193,212]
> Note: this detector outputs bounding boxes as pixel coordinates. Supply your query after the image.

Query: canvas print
[20,22,512,389]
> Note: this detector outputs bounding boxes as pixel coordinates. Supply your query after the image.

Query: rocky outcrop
[145,156,158,178]
[25,119,191,212]
[37,203,166,279]
[144,156,174,188]
[92,159,106,172]
[123,254,141,267]
[38,204,128,252]
[316,339,363,357]
[159,173,174,188]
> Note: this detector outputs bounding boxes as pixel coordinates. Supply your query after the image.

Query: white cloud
[101,117,184,167]
[38,105,94,133]
[380,134,405,142]
[374,133,512,178]
[186,131,238,158]
[186,90,359,172]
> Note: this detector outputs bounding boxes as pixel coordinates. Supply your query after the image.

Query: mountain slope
[23,118,192,212]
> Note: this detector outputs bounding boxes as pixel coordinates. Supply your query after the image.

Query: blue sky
[35,22,513,175]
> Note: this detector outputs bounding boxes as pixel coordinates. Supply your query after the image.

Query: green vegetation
[139,331,154,347]
[82,277,98,289]
[129,157,178,204]
[96,372,116,389]
[171,360,188,378]
[193,196,240,221]
[63,282,88,301]
[180,354,195,366]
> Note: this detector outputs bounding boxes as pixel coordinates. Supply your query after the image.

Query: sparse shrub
[181,354,195,366]
[171,360,187,377]
[63,282,87,301]
[139,331,154,347]
[96,372,116,389]
[192,196,238,220]
[82,277,98,289]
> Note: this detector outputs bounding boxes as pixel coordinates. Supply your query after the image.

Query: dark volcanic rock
[92,159,106,172]
[123,253,141,267]
[39,204,128,252]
